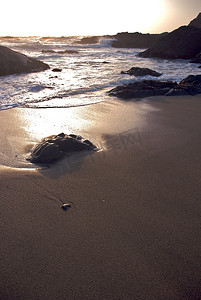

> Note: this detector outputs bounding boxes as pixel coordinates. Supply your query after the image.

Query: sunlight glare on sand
[19,107,92,141]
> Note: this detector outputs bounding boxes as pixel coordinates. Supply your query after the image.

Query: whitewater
[0,35,200,110]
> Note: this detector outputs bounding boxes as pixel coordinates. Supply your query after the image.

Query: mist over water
[0,36,200,110]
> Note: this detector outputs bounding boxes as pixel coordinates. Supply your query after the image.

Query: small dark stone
[61,203,71,211]
[52,68,62,72]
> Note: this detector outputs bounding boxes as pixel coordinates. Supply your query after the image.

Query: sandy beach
[1,95,201,299]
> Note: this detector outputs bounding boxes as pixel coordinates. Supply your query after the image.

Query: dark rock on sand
[0,45,49,76]
[121,67,162,77]
[108,75,201,100]
[112,32,168,48]
[61,203,71,211]
[188,12,201,29]
[28,133,97,164]
[138,26,201,59]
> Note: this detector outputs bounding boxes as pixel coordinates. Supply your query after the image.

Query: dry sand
[1,95,201,299]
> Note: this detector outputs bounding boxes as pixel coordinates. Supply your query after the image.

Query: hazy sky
[0,0,200,36]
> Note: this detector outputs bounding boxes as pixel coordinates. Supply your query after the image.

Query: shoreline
[1,95,201,299]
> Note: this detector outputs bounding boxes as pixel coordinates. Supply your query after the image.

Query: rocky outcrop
[0,45,49,76]
[138,26,201,59]
[108,80,176,99]
[121,67,162,77]
[189,12,201,28]
[108,75,201,100]
[27,133,97,164]
[112,32,168,48]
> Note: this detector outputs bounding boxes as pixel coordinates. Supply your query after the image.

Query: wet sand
[1,95,201,299]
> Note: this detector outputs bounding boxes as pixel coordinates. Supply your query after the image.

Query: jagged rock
[179,75,201,95]
[0,45,49,76]
[179,75,201,85]
[138,26,201,59]
[121,67,162,77]
[190,52,201,64]
[165,88,190,96]
[188,12,201,29]
[112,32,168,48]
[28,133,97,164]
[108,75,201,100]
[108,80,176,99]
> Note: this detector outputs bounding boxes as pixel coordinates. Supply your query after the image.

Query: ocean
[0,35,200,111]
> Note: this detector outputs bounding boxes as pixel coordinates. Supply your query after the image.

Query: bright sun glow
[1,0,166,36]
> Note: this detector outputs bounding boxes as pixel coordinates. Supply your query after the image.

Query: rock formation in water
[108,75,201,100]
[137,25,201,60]
[112,32,168,48]
[0,45,49,76]
[28,133,97,164]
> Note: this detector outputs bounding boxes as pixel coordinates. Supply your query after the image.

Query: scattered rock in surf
[52,68,62,72]
[121,67,162,77]
[42,49,79,54]
[27,133,97,164]
[108,75,201,100]
[61,203,71,211]
[0,45,49,76]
